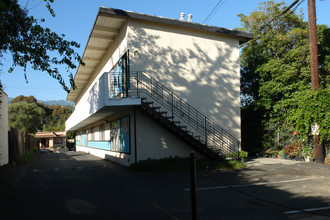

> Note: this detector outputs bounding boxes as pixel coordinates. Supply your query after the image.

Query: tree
[0,0,83,92]
[238,1,329,154]
[8,95,73,132]
[42,104,72,131]
[10,95,38,104]
[9,101,45,133]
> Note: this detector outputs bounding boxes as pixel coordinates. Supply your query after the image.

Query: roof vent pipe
[187,14,193,22]
[180,12,185,21]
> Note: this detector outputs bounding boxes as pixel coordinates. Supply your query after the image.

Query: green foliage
[265,148,280,157]
[66,131,76,139]
[128,156,245,172]
[9,101,45,133]
[287,89,329,143]
[10,95,38,104]
[18,149,37,164]
[0,0,83,92]
[282,142,302,158]
[8,95,72,133]
[42,104,72,131]
[239,1,329,152]
[302,147,314,159]
[226,151,248,159]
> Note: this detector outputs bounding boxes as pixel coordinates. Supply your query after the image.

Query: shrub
[265,148,280,157]
[18,149,37,164]
[226,151,248,159]
[282,142,302,158]
[128,156,245,172]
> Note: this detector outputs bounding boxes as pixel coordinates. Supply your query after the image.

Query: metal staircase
[115,71,240,160]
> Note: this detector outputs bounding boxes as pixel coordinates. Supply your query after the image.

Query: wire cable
[203,0,226,24]
[239,0,303,47]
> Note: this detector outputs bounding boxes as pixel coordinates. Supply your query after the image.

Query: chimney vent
[180,12,185,21]
[187,14,193,22]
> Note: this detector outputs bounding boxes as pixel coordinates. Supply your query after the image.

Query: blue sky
[1,0,329,101]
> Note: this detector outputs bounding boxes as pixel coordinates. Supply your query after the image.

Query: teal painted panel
[88,141,111,150]
[120,117,130,153]
[81,131,86,146]
[76,141,80,146]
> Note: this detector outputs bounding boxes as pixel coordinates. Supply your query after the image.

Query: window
[90,127,95,140]
[110,120,121,152]
[109,117,130,153]
[54,137,63,144]
[109,52,129,98]
[99,124,105,141]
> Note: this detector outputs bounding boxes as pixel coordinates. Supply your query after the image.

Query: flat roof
[99,7,253,44]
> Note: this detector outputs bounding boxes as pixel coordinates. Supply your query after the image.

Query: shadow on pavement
[0,151,329,219]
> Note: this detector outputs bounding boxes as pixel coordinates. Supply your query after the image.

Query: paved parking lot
[0,151,329,219]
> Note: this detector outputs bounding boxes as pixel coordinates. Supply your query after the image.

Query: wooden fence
[8,128,38,164]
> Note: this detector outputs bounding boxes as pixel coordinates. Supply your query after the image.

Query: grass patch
[18,149,37,164]
[128,156,245,172]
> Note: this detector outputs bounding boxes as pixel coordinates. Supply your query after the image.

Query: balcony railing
[110,71,240,156]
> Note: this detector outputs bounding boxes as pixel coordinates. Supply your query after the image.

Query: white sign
[311,123,320,136]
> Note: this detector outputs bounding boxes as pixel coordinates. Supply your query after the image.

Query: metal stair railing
[127,71,240,156]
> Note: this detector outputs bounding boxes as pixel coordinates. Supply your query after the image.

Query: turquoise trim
[76,141,80,146]
[82,131,86,146]
[88,141,111,150]
[120,117,130,153]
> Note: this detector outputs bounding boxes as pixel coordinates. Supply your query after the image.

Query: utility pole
[308,0,324,163]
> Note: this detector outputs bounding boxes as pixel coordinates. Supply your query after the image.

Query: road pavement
[0,151,329,219]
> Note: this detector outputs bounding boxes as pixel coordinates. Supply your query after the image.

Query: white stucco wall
[0,90,9,166]
[135,110,205,161]
[128,21,241,142]
[75,108,205,166]
[66,25,140,131]
[68,17,243,165]
[74,110,134,166]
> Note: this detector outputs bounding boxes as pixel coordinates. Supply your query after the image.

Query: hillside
[8,97,74,108]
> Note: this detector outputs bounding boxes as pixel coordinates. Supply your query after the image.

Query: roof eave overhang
[66,7,253,102]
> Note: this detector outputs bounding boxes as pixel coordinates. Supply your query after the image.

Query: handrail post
[171,92,174,119]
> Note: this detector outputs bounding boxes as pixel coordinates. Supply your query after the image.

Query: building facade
[35,131,67,149]
[66,7,252,166]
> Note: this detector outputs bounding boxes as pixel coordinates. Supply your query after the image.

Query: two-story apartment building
[65,7,252,166]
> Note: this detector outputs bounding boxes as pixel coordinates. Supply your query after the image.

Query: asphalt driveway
[0,151,329,219]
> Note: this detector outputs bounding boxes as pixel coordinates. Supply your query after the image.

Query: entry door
[120,117,130,153]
